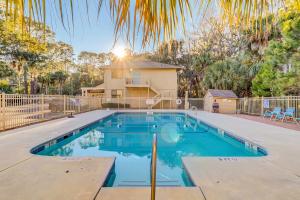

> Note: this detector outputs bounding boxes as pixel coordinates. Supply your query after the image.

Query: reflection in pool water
[160,123,181,144]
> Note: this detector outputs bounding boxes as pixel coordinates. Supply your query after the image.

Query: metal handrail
[151,134,157,200]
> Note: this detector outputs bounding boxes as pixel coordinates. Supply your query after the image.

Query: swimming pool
[34,112,266,187]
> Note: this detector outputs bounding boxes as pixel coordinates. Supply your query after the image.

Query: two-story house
[81,60,182,108]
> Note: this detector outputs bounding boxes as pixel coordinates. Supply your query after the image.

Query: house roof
[207,89,238,98]
[103,60,183,69]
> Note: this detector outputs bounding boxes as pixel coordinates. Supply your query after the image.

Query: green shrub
[0,80,13,93]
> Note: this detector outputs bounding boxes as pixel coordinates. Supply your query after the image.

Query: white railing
[0,94,103,131]
[237,96,300,118]
[0,94,204,131]
[125,78,149,85]
[150,134,157,200]
[4,93,299,131]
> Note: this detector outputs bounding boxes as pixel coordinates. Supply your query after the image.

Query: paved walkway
[0,110,300,199]
[232,114,300,131]
[186,111,300,200]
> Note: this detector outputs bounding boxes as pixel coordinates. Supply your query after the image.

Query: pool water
[37,112,265,187]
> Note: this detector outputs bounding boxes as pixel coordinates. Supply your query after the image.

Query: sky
[46,0,132,56]
[45,1,204,57]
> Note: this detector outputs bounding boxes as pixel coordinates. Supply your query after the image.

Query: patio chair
[275,107,295,122]
[263,107,281,119]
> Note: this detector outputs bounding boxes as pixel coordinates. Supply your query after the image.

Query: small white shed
[204,89,238,114]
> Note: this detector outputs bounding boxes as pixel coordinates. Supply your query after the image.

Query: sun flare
[112,46,126,59]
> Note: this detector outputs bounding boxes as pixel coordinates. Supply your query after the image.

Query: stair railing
[150,134,157,200]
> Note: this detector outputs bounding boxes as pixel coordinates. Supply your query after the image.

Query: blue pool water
[36,112,265,187]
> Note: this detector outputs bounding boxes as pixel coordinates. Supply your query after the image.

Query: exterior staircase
[147,82,162,108]
[125,78,162,108]
[150,93,162,108]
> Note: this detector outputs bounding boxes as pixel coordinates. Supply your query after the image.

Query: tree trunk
[30,80,34,94]
[59,82,62,95]
[18,74,21,93]
[41,82,44,94]
[23,65,29,94]
[30,77,38,94]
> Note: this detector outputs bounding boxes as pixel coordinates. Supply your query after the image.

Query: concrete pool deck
[0,110,300,199]
[0,110,115,200]
[186,111,300,200]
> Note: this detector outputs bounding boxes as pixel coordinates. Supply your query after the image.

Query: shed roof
[207,89,238,98]
[103,60,182,69]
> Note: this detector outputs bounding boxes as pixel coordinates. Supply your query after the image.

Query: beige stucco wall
[204,93,237,114]
[102,68,178,98]
[129,68,178,97]
[126,88,156,97]
[104,69,124,89]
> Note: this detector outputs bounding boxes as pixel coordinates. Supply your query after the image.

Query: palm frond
[4,0,300,46]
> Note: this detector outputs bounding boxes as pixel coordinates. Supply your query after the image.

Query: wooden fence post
[41,94,45,120]
[246,97,250,114]
[139,96,141,110]
[97,97,100,109]
[78,97,81,113]
[242,98,245,114]
[261,96,264,116]
[1,93,6,130]
[63,95,66,114]
[124,97,126,109]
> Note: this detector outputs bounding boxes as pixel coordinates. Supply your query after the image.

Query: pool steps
[117,180,181,187]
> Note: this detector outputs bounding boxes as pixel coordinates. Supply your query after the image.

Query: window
[111,70,123,79]
[111,90,123,98]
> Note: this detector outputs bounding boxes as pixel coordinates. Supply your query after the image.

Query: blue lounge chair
[263,107,281,119]
[275,107,295,122]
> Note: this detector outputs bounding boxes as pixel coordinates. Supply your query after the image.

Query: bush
[0,80,13,93]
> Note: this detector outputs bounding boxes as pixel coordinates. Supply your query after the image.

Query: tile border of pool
[185,112,268,155]
[30,111,268,157]
[30,115,116,154]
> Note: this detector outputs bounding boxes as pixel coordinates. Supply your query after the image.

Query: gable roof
[207,89,238,98]
[103,60,182,69]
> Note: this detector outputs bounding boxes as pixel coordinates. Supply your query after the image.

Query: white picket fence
[0,94,204,131]
[0,94,103,131]
[2,93,299,131]
[237,96,300,118]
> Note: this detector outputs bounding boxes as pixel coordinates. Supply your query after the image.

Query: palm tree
[4,1,300,46]
[52,71,68,95]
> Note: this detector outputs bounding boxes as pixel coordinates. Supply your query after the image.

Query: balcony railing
[125,78,150,86]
